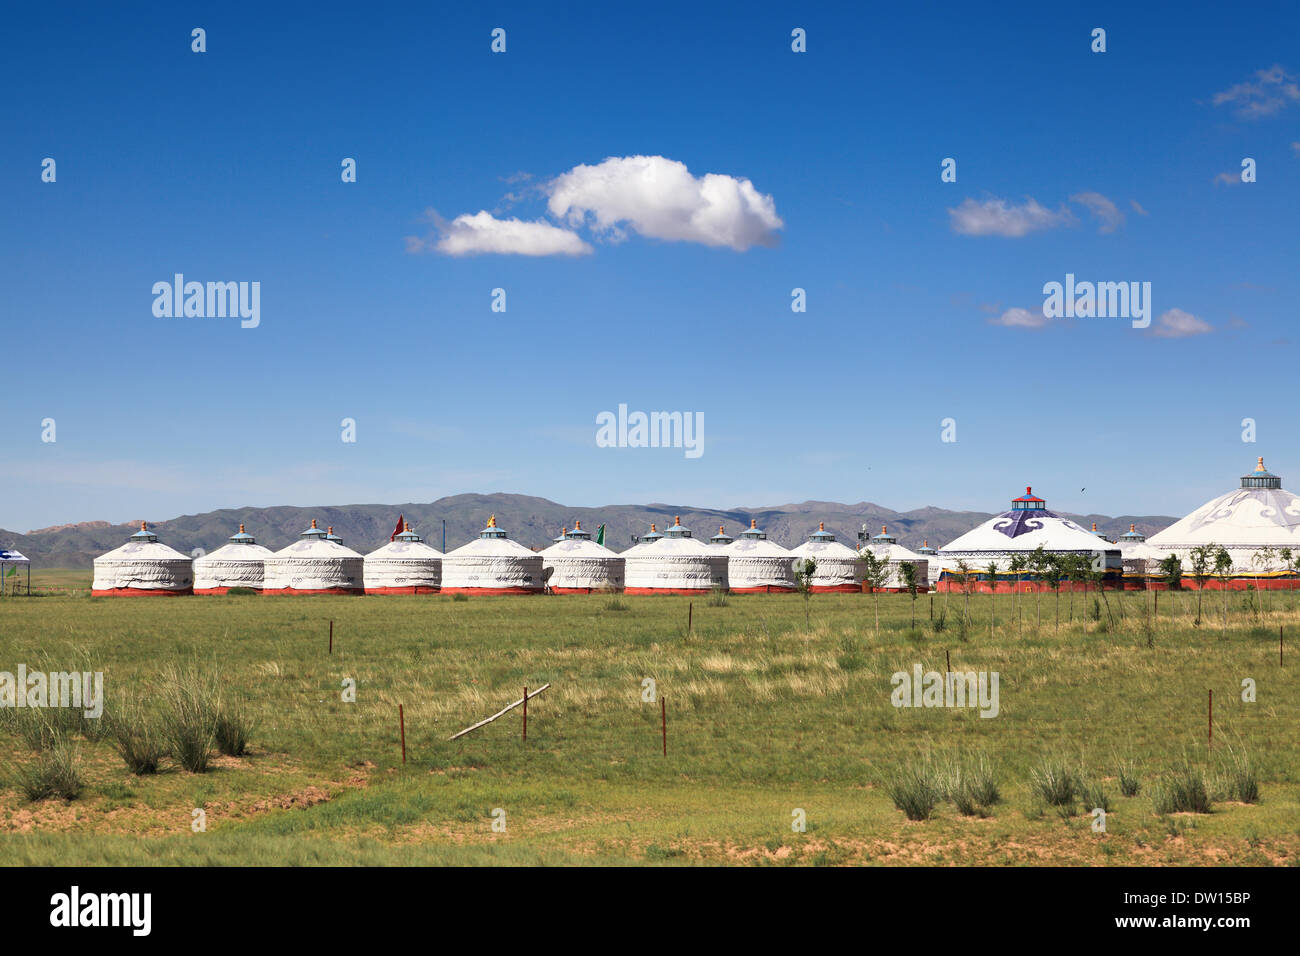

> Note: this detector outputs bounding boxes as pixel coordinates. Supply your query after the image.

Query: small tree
[794,557,817,627]
[1045,554,1065,634]
[1252,546,1275,620]
[1007,554,1027,638]
[986,561,999,639]
[954,559,973,628]
[1028,545,1049,631]
[1159,553,1183,591]
[1188,545,1214,626]
[1278,547,1294,593]
[1214,547,1233,637]
[859,550,893,635]
[899,560,920,629]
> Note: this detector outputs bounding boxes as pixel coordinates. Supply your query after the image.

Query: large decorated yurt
[937,486,1122,591]
[92,522,193,596]
[623,516,728,594]
[193,524,272,594]
[541,520,624,593]
[1115,524,1168,590]
[441,515,543,595]
[364,520,442,594]
[1146,457,1300,589]
[859,525,929,592]
[724,519,796,593]
[789,522,863,593]
[262,518,364,595]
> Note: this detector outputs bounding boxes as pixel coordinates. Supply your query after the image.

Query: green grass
[0,586,1298,865]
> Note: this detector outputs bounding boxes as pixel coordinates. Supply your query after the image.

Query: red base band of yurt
[364,586,440,595]
[264,587,363,596]
[439,586,538,595]
[194,587,262,596]
[730,585,796,594]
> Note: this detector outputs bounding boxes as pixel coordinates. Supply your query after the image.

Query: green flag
[596,524,605,546]
[4,566,14,578]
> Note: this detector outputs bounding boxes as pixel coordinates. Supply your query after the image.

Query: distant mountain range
[0,494,1179,568]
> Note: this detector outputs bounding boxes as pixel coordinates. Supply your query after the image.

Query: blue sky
[2,1,1297,532]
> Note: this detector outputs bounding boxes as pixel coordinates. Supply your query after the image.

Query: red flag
[391,514,405,541]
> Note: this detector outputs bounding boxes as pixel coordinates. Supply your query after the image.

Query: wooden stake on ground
[688,602,693,635]
[399,704,406,765]
[661,696,667,757]
[448,684,551,741]
[945,649,951,673]
[1281,625,1284,667]
[329,620,333,655]
[523,686,528,743]
[1208,689,1213,751]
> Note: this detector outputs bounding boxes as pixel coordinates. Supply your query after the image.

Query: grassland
[0,584,1297,865]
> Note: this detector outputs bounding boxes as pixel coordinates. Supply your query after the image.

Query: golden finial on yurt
[1256,456,1267,472]
[239,524,245,533]
[750,519,757,529]
[819,522,825,531]
[574,520,581,530]
[1130,523,1136,533]
[487,514,497,528]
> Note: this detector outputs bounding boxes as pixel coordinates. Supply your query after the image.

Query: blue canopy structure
[0,548,31,596]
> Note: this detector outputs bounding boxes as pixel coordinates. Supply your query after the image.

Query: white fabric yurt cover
[541,520,624,593]
[937,486,1122,590]
[364,520,443,594]
[789,522,863,593]
[262,519,364,595]
[1146,457,1300,587]
[194,524,272,594]
[92,522,193,596]
[859,526,929,592]
[1114,524,1168,588]
[624,516,729,594]
[441,515,543,594]
[724,519,795,592]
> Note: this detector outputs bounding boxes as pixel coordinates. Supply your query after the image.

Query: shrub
[1153,765,1213,814]
[887,764,941,821]
[1220,747,1260,804]
[13,708,63,751]
[1116,758,1141,798]
[452,593,469,603]
[213,696,254,757]
[1030,757,1079,808]
[157,663,218,773]
[1080,778,1110,814]
[226,587,257,596]
[938,753,1000,815]
[602,595,629,612]
[706,586,729,607]
[12,740,84,801]
[107,699,168,775]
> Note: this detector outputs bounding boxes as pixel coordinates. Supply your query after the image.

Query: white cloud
[988,307,1049,329]
[412,210,592,257]
[1149,308,1213,338]
[1070,191,1125,232]
[1213,171,1242,186]
[1130,199,1149,216]
[545,155,783,250]
[948,197,1074,237]
[1212,64,1300,118]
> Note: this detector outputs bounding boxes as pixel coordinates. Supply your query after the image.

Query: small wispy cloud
[406,209,592,257]
[1213,171,1243,186]
[988,307,1049,329]
[948,197,1074,237]
[1149,308,1213,338]
[1212,64,1300,119]
[1070,191,1125,233]
[1130,199,1149,216]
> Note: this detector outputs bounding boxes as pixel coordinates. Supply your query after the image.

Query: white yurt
[917,539,943,588]
[709,525,734,548]
[789,522,863,593]
[441,515,543,595]
[364,520,443,594]
[937,486,1122,591]
[724,519,796,593]
[262,518,364,595]
[193,524,272,594]
[1146,457,1300,588]
[859,525,929,592]
[623,516,729,594]
[541,520,624,593]
[1114,523,1168,589]
[92,522,193,596]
